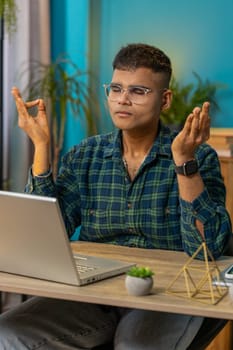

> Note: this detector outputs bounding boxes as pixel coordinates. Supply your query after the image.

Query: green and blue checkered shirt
[26,124,232,259]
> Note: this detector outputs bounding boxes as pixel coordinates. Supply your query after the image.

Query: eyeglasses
[103,83,153,105]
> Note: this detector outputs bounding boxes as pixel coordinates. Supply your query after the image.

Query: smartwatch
[174,159,198,176]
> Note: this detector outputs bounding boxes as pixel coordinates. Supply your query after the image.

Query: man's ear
[161,89,172,111]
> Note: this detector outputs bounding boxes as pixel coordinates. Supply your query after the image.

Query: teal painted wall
[50,0,90,240]
[51,0,233,146]
[98,0,233,130]
[50,0,89,154]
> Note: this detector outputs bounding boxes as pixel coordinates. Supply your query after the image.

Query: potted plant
[20,55,99,179]
[161,72,225,130]
[125,266,154,296]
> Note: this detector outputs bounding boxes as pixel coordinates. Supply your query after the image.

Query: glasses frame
[103,83,153,104]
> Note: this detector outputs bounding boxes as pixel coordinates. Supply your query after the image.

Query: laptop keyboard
[76,264,97,274]
[73,255,98,274]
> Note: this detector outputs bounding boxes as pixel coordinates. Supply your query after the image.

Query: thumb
[38,99,46,112]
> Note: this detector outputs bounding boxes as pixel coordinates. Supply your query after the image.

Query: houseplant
[0,0,17,36]
[20,55,99,179]
[125,266,154,296]
[161,72,225,129]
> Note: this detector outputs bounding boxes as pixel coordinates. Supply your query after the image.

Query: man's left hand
[172,102,211,165]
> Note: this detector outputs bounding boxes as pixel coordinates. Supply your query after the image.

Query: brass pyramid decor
[166,241,228,304]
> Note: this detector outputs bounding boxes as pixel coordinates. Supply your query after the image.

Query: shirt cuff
[25,166,53,193]
[179,188,216,224]
[32,167,52,178]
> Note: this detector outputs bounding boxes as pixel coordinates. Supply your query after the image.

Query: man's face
[106,67,171,133]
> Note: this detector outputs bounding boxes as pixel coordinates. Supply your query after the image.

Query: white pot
[125,275,153,296]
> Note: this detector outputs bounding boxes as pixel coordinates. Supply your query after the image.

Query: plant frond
[20,54,100,178]
[0,0,17,36]
[161,72,227,126]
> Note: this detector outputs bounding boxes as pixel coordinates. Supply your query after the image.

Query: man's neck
[122,129,158,158]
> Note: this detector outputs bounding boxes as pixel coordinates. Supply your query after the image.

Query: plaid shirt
[26,124,231,259]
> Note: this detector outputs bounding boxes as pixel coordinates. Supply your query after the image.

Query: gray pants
[0,296,205,349]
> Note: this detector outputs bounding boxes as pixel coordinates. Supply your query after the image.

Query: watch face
[175,159,198,176]
[185,160,198,175]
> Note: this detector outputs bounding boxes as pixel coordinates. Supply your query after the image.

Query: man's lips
[115,110,132,117]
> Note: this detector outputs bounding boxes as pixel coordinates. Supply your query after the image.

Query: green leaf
[19,54,100,179]
[161,72,227,126]
[126,266,154,278]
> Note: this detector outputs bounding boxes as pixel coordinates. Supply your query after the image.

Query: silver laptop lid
[0,191,80,285]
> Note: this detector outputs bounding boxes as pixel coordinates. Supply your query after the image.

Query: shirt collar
[103,123,175,161]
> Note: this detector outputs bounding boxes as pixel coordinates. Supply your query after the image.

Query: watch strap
[174,159,198,176]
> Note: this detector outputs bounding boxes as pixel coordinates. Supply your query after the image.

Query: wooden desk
[0,242,233,321]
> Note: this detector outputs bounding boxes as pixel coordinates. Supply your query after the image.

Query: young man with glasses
[4,43,231,349]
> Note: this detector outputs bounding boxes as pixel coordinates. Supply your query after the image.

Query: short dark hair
[113,43,172,85]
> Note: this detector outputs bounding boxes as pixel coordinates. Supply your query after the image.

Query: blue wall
[51,0,233,149]
[98,0,233,130]
[50,0,89,154]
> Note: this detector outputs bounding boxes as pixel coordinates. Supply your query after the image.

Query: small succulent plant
[126,266,154,278]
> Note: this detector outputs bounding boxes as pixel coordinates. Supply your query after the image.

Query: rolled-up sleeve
[25,167,56,197]
[179,147,232,259]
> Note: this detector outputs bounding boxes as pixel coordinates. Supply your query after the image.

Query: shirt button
[127,202,132,209]
[165,207,170,214]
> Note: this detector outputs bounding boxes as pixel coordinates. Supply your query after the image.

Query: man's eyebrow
[128,84,150,88]
[111,83,150,88]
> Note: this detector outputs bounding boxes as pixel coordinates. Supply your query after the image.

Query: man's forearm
[32,143,50,176]
[176,172,205,237]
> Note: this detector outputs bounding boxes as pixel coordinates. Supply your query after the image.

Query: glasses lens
[104,84,151,104]
[106,84,121,100]
[128,87,148,103]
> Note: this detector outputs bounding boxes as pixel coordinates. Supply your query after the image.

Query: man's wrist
[174,159,198,176]
[32,166,52,178]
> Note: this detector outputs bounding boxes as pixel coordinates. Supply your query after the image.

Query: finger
[11,88,38,124]
[200,115,211,141]
[11,86,21,98]
[199,102,210,120]
[37,99,48,124]
[25,100,40,109]
[204,117,211,141]
[199,113,211,130]
[11,86,24,105]
[11,87,29,117]
[182,113,193,135]
[199,102,211,133]
[12,87,39,108]
[202,101,210,114]
[38,99,46,112]
[192,105,211,143]
[12,87,42,119]
[191,107,201,130]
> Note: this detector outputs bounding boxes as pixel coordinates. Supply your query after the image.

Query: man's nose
[117,89,131,104]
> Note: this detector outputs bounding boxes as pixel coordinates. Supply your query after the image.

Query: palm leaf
[20,54,99,178]
[161,72,226,127]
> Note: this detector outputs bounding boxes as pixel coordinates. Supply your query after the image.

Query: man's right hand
[11,86,51,176]
[11,86,50,146]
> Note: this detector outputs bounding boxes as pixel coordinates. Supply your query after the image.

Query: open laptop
[0,190,135,286]
[212,265,233,287]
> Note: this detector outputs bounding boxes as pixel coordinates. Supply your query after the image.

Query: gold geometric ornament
[166,241,228,305]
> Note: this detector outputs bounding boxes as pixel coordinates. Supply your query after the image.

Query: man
[1,43,231,349]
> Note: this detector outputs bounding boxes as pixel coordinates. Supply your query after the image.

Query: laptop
[212,265,233,287]
[0,190,135,286]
